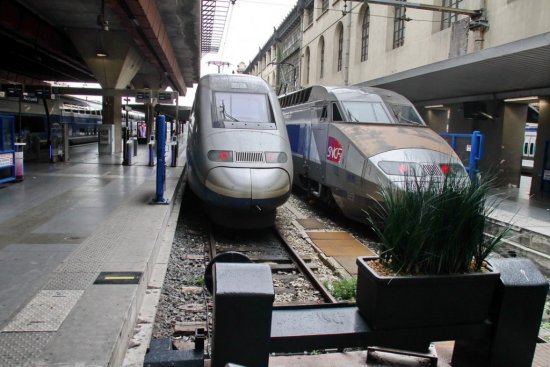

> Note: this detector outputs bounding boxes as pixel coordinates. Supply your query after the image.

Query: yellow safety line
[104,276,136,280]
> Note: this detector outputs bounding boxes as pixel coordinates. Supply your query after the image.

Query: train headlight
[378,161,421,176]
[207,150,234,162]
[265,152,287,163]
[439,163,467,176]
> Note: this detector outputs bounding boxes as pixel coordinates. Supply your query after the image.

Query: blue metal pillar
[151,114,169,205]
[440,131,484,182]
[468,131,484,182]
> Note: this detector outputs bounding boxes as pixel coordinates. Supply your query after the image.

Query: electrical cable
[219,1,235,65]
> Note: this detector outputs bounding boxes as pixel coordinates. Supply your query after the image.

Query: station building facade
[245,0,550,197]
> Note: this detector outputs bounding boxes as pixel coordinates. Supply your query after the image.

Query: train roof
[279,85,413,108]
[199,73,273,94]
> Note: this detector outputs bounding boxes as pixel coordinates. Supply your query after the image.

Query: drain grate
[94,272,142,285]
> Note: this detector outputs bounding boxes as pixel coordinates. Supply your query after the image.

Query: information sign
[26,86,51,98]
[5,85,22,97]
[22,95,39,103]
[0,153,13,167]
[136,91,151,103]
[158,91,174,104]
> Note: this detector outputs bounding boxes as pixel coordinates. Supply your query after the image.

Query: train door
[283,106,311,181]
[309,103,329,184]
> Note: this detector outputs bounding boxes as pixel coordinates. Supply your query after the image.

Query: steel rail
[207,221,217,261]
[274,226,338,304]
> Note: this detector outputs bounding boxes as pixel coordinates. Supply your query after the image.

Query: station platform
[0,136,187,366]
[0,137,549,366]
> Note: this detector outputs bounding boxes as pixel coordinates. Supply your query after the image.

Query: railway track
[485,220,550,279]
[207,222,337,304]
[151,188,344,356]
[151,189,550,356]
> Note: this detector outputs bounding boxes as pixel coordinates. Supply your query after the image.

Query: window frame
[337,25,343,72]
[361,7,370,62]
[393,1,406,49]
[321,0,329,13]
[441,0,462,30]
[319,36,325,79]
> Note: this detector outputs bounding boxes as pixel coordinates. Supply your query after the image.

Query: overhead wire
[253,0,460,75]
[294,1,466,52]
[219,1,235,67]
[236,0,298,7]
[248,0,461,74]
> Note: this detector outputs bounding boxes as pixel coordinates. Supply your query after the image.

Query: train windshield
[213,92,275,129]
[387,103,425,125]
[339,102,392,123]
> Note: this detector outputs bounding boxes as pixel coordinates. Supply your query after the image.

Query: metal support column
[151,114,168,204]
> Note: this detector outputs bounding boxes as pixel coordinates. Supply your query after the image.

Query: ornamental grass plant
[367,172,508,275]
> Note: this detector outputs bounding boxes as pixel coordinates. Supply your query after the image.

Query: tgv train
[186,74,293,228]
[0,95,145,146]
[279,85,467,223]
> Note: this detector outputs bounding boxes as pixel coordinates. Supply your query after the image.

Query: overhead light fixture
[97,0,109,31]
[504,96,538,102]
[96,50,108,57]
[478,112,494,120]
[424,104,444,109]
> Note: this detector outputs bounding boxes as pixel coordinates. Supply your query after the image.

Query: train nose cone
[250,168,290,199]
[205,167,290,200]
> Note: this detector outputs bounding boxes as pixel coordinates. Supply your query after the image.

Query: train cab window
[340,101,391,123]
[312,105,327,123]
[213,92,275,130]
[320,106,328,122]
[387,103,425,125]
[332,103,343,121]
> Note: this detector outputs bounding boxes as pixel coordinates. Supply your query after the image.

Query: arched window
[393,1,406,49]
[361,7,370,62]
[304,47,310,84]
[319,36,325,79]
[337,24,343,72]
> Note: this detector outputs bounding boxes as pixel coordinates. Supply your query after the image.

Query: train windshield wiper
[348,112,360,122]
[397,113,417,125]
[221,102,239,122]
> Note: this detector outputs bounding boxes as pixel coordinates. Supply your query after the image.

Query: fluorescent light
[504,96,538,102]
[96,51,108,57]
[424,104,444,109]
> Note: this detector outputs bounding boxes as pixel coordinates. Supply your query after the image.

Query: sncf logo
[327,137,343,163]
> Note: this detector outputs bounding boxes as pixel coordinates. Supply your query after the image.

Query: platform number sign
[136,91,151,103]
[158,92,174,104]
[5,85,22,97]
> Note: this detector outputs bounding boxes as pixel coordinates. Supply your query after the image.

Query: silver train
[279,85,467,223]
[186,74,293,228]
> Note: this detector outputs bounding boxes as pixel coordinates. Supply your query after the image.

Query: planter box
[356,257,500,330]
